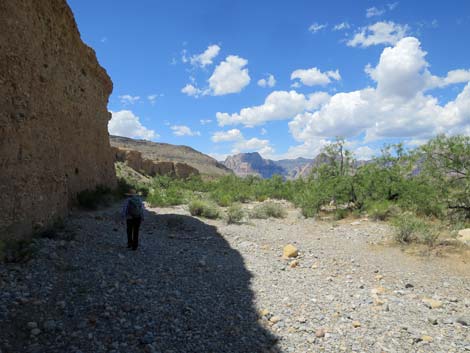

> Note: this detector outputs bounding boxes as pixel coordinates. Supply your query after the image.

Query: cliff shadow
[133,210,281,352]
[0,205,281,353]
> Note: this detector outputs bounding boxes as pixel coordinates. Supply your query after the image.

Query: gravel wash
[0,203,469,353]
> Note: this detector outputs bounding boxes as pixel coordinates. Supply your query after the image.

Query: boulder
[457,229,470,245]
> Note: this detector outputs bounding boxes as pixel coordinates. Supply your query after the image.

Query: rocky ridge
[111,146,199,179]
[110,136,231,177]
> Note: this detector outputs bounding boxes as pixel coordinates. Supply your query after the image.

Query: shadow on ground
[0,207,280,353]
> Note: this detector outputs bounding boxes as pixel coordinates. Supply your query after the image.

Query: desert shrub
[334,208,349,220]
[419,224,441,247]
[147,186,185,207]
[251,202,286,219]
[391,213,426,244]
[188,200,220,219]
[366,200,401,221]
[227,204,245,224]
[77,185,113,210]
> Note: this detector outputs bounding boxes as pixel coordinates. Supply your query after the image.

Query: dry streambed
[0,203,469,353]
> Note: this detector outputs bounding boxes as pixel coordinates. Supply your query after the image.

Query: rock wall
[0,0,116,239]
[111,147,199,179]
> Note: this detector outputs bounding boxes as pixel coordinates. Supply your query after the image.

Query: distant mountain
[223,152,313,179]
[110,135,232,177]
[223,152,371,179]
[223,152,285,178]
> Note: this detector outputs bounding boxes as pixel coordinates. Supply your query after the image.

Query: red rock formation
[0,0,116,239]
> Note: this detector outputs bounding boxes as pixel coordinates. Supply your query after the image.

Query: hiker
[122,189,145,250]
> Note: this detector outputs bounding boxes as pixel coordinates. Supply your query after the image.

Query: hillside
[110,135,231,177]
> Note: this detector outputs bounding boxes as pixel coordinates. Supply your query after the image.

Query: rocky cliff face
[111,147,199,179]
[110,136,231,177]
[0,0,116,239]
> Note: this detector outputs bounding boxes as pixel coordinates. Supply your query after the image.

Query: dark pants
[126,218,141,250]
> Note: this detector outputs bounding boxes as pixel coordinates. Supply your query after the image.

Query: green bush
[227,204,245,224]
[391,213,426,244]
[420,224,441,247]
[147,186,185,207]
[334,208,349,220]
[188,200,220,219]
[366,200,400,221]
[250,202,287,219]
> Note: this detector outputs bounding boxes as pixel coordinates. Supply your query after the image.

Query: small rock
[422,298,443,309]
[270,316,282,324]
[351,221,361,226]
[282,244,298,259]
[456,316,469,326]
[259,309,270,317]
[421,335,433,343]
[289,260,299,268]
[315,328,326,338]
[31,328,41,336]
[427,317,438,325]
[375,274,384,281]
[405,283,414,288]
[27,322,38,329]
[352,321,361,328]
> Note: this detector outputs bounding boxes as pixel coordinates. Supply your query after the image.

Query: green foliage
[188,200,220,219]
[250,202,286,219]
[77,185,113,210]
[226,204,245,224]
[334,208,349,220]
[365,200,400,221]
[391,213,441,247]
[391,213,426,244]
[147,186,186,207]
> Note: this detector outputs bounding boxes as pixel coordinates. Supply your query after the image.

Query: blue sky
[68,0,470,160]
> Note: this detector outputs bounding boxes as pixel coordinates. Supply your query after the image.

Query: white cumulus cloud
[291,67,341,86]
[190,44,221,67]
[258,74,276,88]
[181,84,205,97]
[170,125,201,137]
[208,55,251,95]
[211,129,244,142]
[216,90,330,127]
[347,21,408,47]
[109,110,157,140]
[287,36,470,146]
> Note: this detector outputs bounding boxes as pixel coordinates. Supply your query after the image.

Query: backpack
[127,197,143,218]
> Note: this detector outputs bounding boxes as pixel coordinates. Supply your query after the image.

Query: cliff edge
[0,0,116,239]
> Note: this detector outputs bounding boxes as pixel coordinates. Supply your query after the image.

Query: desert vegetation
[114,134,470,246]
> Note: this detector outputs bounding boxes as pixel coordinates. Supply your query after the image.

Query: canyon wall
[0,0,116,239]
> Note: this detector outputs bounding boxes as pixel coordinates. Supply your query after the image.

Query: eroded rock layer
[0,0,116,239]
[111,147,199,179]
